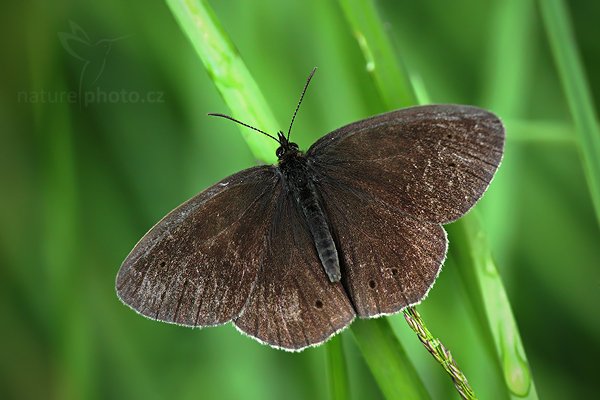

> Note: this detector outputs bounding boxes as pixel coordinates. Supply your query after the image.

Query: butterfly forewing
[308,105,504,223]
[116,166,280,327]
[234,190,355,351]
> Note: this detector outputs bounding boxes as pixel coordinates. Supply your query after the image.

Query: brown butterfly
[116,69,504,351]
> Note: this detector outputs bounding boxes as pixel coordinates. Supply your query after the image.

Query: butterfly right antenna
[287,67,317,141]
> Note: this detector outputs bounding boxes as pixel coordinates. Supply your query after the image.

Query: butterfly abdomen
[280,155,341,282]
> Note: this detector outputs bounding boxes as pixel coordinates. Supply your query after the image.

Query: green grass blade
[326,335,350,400]
[482,0,535,117]
[338,0,539,398]
[479,0,541,273]
[352,319,431,400]
[165,1,429,399]
[338,0,417,107]
[446,214,538,399]
[538,0,600,226]
[504,119,575,144]
[165,0,278,163]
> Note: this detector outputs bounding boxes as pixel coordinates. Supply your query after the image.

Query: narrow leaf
[446,213,538,399]
[539,0,600,226]
[352,319,431,400]
[165,0,278,163]
[326,335,351,400]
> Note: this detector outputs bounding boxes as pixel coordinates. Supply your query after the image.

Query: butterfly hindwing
[308,104,504,223]
[317,178,447,317]
[234,190,355,351]
[116,166,280,327]
[305,104,501,316]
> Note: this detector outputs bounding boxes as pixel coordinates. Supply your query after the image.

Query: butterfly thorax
[278,153,341,282]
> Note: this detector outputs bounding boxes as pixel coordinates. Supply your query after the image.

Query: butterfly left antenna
[287,67,317,141]
[208,113,280,143]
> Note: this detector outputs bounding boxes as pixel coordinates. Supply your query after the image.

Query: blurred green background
[1,0,599,399]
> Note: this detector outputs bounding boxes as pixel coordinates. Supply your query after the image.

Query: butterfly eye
[276,147,284,158]
[289,143,299,151]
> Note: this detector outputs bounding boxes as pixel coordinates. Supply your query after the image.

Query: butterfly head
[275,131,300,159]
[209,68,316,162]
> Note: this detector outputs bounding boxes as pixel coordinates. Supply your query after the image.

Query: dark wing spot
[368,280,376,289]
[159,261,166,267]
[391,268,398,276]
[315,300,323,309]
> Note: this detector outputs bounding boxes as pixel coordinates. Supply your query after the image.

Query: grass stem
[403,308,476,400]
